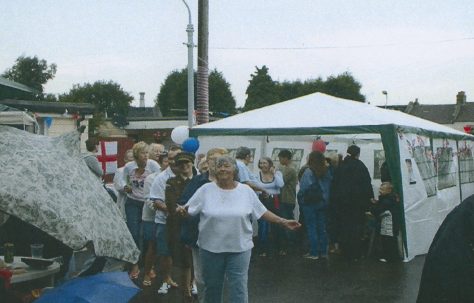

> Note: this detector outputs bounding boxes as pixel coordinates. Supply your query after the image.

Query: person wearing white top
[113,149,134,220]
[139,143,164,287]
[148,147,182,294]
[182,156,300,303]
[255,157,285,257]
[234,146,266,193]
[121,142,160,280]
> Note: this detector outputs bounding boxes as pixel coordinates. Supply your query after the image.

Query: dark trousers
[380,235,400,262]
[340,216,365,260]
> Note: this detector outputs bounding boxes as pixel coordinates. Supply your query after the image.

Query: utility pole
[196,0,209,124]
[382,90,388,108]
[182,0,194,128]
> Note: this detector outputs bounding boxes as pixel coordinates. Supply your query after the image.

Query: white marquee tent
[190,92,474,260]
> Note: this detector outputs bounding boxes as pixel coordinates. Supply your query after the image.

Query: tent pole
[380,125,408,258]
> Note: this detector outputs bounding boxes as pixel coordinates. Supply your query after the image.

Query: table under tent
[190,92,474,261]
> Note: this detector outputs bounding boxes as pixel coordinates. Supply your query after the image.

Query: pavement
[129,250,425,303]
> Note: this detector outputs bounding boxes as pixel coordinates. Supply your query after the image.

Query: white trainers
[304,254,319,260]
[191,283,198,295]
[157,282,169,294]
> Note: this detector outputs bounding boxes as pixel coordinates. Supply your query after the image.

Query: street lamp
[382,90,388,108]
[182,0,195,128]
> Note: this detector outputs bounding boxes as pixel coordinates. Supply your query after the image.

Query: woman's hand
[124,185,132,193]
[176,205,189,217]
[279,218,301,230]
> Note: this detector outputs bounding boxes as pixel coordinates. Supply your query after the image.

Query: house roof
[385,101,474,124]
[127,106,162,119]
[0,77,35,93]
[0,99,95,115]
[407,104,456,124]
[454,103,474,122]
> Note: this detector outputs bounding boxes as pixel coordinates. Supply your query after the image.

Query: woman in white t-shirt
[122,141,160,279]
[182,156,300,303]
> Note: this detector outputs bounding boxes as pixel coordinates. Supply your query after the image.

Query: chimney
[456,91,466,104]
[139,92,145,108]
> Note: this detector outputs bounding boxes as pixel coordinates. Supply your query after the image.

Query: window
[458,141,474,184]
[413,146,437,196]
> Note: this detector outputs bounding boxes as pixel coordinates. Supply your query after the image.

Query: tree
[253,69,365,104]
[243,65,280,111]
[59,80,133,117]
[2,55,57,99]
[208,69,236,115]
[322,72,365,102]
[156,68,236,117]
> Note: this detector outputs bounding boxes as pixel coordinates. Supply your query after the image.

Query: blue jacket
[297,167,333,208]
[178,172,210,247]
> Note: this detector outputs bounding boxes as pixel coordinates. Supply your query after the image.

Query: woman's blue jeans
[200,248,252,303]
[257,219,270,254]
[300,203,328,256]
[125,197,143,248]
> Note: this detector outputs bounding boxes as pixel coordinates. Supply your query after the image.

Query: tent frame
[192,123,473,257]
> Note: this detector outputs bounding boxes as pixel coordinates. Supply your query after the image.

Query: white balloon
[171,125,189,144]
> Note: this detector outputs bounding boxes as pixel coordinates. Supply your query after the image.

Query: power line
[211,37,474,50]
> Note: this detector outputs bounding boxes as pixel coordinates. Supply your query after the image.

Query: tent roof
[191,93,472,139]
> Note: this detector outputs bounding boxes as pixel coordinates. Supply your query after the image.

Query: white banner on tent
[399,133,461,260]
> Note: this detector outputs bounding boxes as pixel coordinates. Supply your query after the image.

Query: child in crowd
[370,182,401,262]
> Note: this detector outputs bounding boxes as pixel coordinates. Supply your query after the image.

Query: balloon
[182,137,200,153]
[171,126,189,144]
[312,139,327,153]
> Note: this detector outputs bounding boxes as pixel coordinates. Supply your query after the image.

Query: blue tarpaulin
[35,272,140,303]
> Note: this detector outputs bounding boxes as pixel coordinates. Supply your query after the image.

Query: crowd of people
[111,142,400,303]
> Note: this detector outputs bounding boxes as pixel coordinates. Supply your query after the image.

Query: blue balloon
[182,137,200,153]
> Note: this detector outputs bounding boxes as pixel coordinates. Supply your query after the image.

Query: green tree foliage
[157,69,189,117]
[156,68,236,117]
[42,93,58,102]
[208,69,236,115]
[246,68,366,109]
[243,65,280,111]
[322,72,365,102]
[2,56,57,99]
[59,80,133,117]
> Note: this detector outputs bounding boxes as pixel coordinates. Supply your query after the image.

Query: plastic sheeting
[0,126,140,263]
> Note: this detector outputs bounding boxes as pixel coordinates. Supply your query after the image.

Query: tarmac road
[130,251,425,303]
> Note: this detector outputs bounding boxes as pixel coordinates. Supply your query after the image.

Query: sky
[1,0,473,108]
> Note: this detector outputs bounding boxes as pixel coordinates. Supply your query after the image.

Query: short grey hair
[215,155,240,180]
[235,146,251,160]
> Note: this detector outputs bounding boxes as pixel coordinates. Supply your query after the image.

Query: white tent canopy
[192,93,468,138]
[190,92,474,261]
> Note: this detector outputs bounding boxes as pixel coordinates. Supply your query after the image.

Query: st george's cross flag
[97,141,118,175]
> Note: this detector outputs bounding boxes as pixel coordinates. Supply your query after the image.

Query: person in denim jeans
[298,151,333,260]
[181,156,301,303]
[122,142,160,278]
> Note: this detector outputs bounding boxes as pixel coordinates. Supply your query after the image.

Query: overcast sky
[1,0,473,107]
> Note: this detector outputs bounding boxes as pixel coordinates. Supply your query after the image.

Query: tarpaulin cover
[35,272,140,303]
[0,126,139,263]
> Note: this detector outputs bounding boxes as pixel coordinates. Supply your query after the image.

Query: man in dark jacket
[333,145,374,261]
[417,195,474,303]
